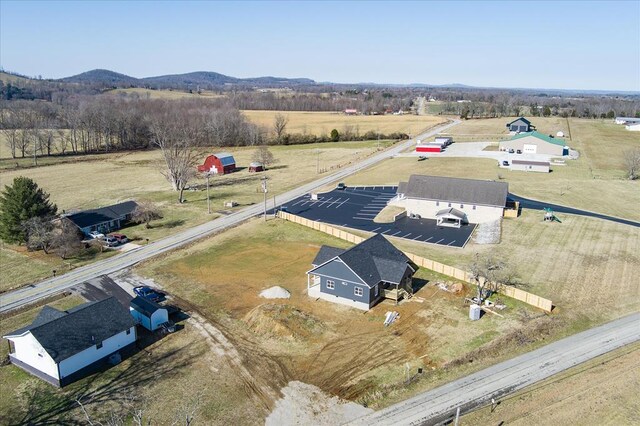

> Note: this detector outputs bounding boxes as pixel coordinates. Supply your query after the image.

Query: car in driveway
[109,233,129,244]
[89,231,105,239]
[502,160,510,166]
[103,236,119,247]
[133,286,164,302]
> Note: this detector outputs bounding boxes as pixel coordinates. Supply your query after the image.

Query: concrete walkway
[348,312,640,426]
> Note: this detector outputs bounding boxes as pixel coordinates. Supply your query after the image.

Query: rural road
[0,120,460,313]
[509,194,640,228]
[348,312,640,426]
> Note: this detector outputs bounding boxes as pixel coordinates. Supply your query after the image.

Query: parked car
[109,233,129,244]
[103,236,119,247]
[336,182,346,190]
[89,231,105,239]
[502,160,509,166]
[133,286,164,302]
[516,149,522,154]
[508,149,515,154]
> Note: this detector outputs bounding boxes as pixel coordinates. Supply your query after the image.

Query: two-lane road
[0,120,460,313]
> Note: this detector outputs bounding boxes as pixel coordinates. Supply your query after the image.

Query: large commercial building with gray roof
[390,175,509,224]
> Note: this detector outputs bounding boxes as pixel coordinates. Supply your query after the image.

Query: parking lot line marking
[381,229,390,234]
[317,197,333,207]
[447,240,456,246]
[425,236,433,242]
[435,238,444,244]
[402,233,412,238]
[391,230,402,236]
[325,198,341,207]
[299,201,309,207]
[372,227,381,232]
[336,198,350,208]
[353,217,373,221]
[292,200,305,206]
[412,235,423,240]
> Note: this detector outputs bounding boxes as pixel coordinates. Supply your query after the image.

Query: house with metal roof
[64,200,138,237]
[130,296,169,331]
[499,131,568,156]
[506,117,535,133]
[3,297,136,387]
[390,175,509,224]
[306,234,417,310]
[197,152,236,174]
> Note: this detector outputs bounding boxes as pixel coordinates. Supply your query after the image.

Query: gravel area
[266,381,372,426]
[472,219,502,244]
[260,286,291,299]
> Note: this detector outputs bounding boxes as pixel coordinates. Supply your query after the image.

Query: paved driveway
[280,186,475,248]
[399,141,560,164]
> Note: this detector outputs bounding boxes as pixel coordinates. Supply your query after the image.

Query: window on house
[460,204,464,209]
[354,287,363,297]
[126,329,131,335]
[326,280,335,289]
[96,342,103,350]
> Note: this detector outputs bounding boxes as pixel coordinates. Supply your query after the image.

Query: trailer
[416,144,442,153]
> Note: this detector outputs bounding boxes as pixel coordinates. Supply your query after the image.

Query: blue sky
[1,0,639,91]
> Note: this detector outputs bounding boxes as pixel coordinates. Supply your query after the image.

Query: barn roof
[403,175,508,208]
[214,152,236,166]
[4,297,135,363]
[65,201,138,229]
[310,234,413,287]
[509,131,566,146]
[130,296,165,317]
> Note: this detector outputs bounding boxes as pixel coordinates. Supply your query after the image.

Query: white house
[389,175,509,224]
[625,123,640,131]
[3,297,136,387]
[615,117,640,125]
[130,296,169,331]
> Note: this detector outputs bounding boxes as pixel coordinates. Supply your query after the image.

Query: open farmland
[107,87,227,100]
[0,140,395,290]
[461,341,640,425]
[439,116,572,142]
[242,110,447,136]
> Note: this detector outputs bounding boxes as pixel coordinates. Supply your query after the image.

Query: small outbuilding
[130,296,169,332]
[248,162,265,172]
[434,136,453,146]
[506,117,535,133]
[416,144,442,153]
[625,123,640,131]
[510,159,550,173]
[197,153,236,174]
[436,207,466,228]
[615,117,640,125]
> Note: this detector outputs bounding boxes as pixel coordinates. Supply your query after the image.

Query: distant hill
[58,69,315,89]
[61,69,141,86]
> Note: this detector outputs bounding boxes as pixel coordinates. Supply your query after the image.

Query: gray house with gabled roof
[506,117,535,133]
[3,297,136,387]
[64,200,138,237]
[307,234,417,310]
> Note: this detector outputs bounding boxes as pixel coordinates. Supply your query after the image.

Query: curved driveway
[0,120,460,313]
[510,194,640,228]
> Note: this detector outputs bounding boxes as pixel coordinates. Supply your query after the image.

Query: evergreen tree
[0,177,57,244]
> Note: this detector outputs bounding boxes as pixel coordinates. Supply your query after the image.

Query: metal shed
[510,159,550,173]
[130,297,169,331]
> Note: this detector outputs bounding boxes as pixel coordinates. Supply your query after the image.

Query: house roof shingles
[506,117,532,126]
[65,201,138,229]
[312,234,413,287]
[5,297,135,363]
[508,131,566,147]
[312,245,346,266]
[402,175,508,208]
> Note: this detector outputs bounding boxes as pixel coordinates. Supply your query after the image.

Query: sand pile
[259,286,291,299]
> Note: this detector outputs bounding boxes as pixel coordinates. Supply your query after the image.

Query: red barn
[197,153,236,174]
[416,144,442,153]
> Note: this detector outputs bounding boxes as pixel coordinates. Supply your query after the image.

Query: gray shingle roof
[336,234,412,287]
[436,207,466,219]
[312,245,345,266]
[506,117,532,126]
[65,201,138,229]
[404,175,508,207]
[130,296,164,317]
[397,181,408,194]
[5,297,135,363]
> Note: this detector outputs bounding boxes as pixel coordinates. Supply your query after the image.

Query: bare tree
[273,113,289,140]
[52,219,83,259]
[468,253,518,304]
[623,148,640,180]
[251,146,278,169]
[23,217,55,253]
[131,201,162,228]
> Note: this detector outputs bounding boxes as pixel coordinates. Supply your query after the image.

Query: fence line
[278,211,553,312]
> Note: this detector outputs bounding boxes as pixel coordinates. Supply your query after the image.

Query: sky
[1,0,639,91]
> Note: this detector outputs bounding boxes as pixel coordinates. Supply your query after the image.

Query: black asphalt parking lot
[280,185,475,248]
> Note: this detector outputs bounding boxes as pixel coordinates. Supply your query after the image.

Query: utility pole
[261,176,268,221]
[206,172,212,214]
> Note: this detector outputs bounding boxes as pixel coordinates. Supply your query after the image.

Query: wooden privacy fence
[278,211,553,312]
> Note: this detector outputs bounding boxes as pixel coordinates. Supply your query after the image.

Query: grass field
[440,116,572,142]
[107,87,227,100]
[242,110,447,137]
[461,341,640,425]
[0,140,395,290]
[0,294,264,425]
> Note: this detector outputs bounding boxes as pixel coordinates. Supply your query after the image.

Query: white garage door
[523,144,537,154]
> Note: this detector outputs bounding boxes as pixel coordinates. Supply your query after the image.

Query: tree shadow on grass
[158,219,185,229]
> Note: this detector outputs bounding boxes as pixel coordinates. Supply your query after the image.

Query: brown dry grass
[441,117,571,142]
[461,341,640,425]
[107,87,227,100]
[242,110,446,137]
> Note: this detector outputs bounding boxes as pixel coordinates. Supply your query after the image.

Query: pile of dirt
[266,381,372,426]
[259,286,291,299]
[244,304,325,340]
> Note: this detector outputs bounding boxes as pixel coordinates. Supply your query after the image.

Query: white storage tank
[469,304,481,321]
